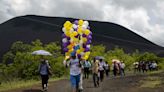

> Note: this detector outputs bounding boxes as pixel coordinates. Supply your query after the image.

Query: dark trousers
[41,75,49,89]
[99,70,104,82]
[93,73,99,87]
[84,67,89,79]
[113,69,117,76]
[120,68,125,76]
[105,69,109,77]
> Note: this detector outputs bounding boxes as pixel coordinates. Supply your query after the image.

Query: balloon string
[20,16,163,49]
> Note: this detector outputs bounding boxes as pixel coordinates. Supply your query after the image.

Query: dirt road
[4,72,164,92]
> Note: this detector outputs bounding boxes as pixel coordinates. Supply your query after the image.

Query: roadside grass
[139,76,162,88]
[0,76,67,92]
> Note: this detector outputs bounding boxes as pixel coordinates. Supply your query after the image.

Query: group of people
[63,56,126,92]
[38,56,126,92]
[133,61,158,73]
[92,58,110,87]
[112,60,126,77]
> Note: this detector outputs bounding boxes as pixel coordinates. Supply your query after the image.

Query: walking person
[83,60,91,79]
[99,59,105,82]
[120,61,125,76]
[104,61,110,77]
[38,59,51,91]
[63,56,81,92]
[112,61,119,77]
[133,62,139,74]
[92,58,99,87]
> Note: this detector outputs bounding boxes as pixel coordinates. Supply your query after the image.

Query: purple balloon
[63,43,68,47]
[89,31,93,35]
[75,34,79,38]
[74,20,79,25]
[74,27,78,31]
[67,41,70,45]
[63,48,68,52]
[67,37,71,40]
[87,26,90,30]
[87,35,92,40]
[77,54,81,59]
[82,34,87,37]
[84,47,90,52]
[86,40,92,44]
[62,34,67,38]
[83,44,86,48]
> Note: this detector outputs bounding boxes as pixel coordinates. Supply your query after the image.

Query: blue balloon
[71,51,76,56]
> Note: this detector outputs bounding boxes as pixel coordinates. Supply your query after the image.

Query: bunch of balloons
[62,19,92,60]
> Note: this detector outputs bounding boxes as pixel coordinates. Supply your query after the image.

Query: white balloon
[82,25,87,31]
[80,39,83,45]
[70,28,74,33]
[80,52,85,56]
[62,38,67,43]
[84,21,89,26]
[62,27,66,33]
[73,24,78,29]
[86,45,91,48]
[70,38,74,43]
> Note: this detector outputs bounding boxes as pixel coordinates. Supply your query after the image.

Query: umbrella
[95,56,104,60]
[32,50,52,56]
[112,59,120,63]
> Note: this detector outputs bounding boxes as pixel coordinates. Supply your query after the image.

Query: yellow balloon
[76,49,81,54]
[78,20,84,26]
[65,56,70,60]
[85,52,91,56]
[64,21,71,28]
[73,31,78,36]
[67,45,72,49]
[65,31,70,37]
[77,28,82,34]
[65,24,73,31]
[68,49,74,53]
[73,38,79,43]
[84,55,89,60]
[84,29,90,35]
[65,52,70,56]
[82,38,87,43]
[70,33,74,38]
[69,24,73,28]
[80,47,84,52]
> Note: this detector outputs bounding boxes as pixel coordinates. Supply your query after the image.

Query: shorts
[70,74,80,88]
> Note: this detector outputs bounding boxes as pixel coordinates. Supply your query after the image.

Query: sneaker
[46,86,48,90]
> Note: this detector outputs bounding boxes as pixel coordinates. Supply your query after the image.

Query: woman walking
[38,59,51,91]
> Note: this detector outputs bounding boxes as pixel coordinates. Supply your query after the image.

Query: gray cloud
[0,0,164,47]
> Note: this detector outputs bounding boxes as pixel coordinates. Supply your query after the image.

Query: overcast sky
[0,0,164,47]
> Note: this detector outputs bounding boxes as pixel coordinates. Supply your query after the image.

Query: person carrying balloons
[63,55,82,92]
[62,19,92,92]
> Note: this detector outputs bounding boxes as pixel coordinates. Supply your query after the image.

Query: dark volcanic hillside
[0,15,164,60]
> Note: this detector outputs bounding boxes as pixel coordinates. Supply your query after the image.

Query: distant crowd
[133,61,158,73]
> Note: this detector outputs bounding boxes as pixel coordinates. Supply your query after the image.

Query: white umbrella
[32,50,52,56]
[112,59,120,63]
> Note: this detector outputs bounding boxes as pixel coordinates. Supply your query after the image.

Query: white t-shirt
[99,61,105,71]
[104,63,109,70]
[120,63,125,69]
[69,59,81,76]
